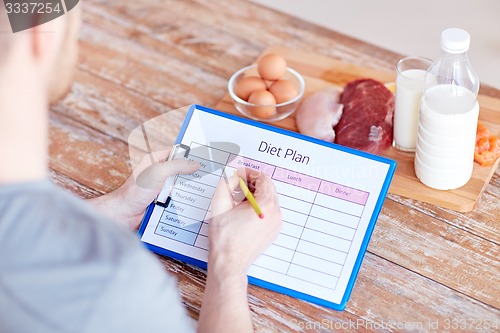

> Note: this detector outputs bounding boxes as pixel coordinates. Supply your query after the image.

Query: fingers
[132,148,173,180]
[162,158,200,176]
[211,173,239,216]
[248,170,281,226]
[151,149,171,163]
[242,168,278,205]
[233,168,281,223]
[135,158,199,189]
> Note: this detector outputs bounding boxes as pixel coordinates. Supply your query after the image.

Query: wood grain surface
[49,0,500,332]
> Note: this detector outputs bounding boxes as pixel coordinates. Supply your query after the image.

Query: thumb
[135,159,200,189]
[162,158,200,177]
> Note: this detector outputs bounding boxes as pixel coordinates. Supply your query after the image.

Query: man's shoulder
[0,180,137,255]
[0,179,159,274]
[0,180,193,333]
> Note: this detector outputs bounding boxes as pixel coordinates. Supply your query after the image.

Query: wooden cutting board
[215,46,500,212]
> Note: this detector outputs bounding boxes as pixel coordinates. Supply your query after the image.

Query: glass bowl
[228,64,305,122]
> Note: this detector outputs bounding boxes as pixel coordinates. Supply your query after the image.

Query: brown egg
[234,76,267,101]
[248,90,276,119]
[269,79,298,104]
[258,53,287,81]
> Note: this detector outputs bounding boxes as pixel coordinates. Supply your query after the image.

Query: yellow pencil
[235,172,264,219]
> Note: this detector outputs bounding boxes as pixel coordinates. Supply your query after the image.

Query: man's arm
[198,264,252,332]
[88,157,282,332]
[198,169,282,333]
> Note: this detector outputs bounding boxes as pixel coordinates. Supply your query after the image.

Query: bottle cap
[441,28,470,53]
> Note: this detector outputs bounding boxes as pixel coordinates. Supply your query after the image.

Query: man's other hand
[88,150,200,230]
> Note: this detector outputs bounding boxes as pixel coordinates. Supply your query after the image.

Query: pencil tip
[259,214,264,219]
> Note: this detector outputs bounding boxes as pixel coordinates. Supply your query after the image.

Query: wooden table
[50,1,500,331]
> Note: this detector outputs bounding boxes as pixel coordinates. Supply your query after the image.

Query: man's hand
[88,150,200,230]
[208,168,282,275]
[198,168,282,333]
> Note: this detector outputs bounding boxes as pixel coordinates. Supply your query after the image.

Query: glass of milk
[393,56,432,152]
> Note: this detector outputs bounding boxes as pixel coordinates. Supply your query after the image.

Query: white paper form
[140,105,395,308]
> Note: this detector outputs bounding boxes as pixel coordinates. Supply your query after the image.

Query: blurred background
[252,0,500,89]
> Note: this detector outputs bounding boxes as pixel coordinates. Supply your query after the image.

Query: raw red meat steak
[335,78,395,155]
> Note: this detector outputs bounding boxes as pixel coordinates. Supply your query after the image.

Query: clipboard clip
[155,144,191,207]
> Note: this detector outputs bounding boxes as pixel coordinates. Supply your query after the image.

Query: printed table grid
[153,142,370,291]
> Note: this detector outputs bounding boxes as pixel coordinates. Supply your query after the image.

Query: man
[0,3,282,333]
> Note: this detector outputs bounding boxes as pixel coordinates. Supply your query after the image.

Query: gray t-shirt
[0,180,194,333]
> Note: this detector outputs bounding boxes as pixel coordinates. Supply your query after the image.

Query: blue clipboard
[138,104,396,311]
